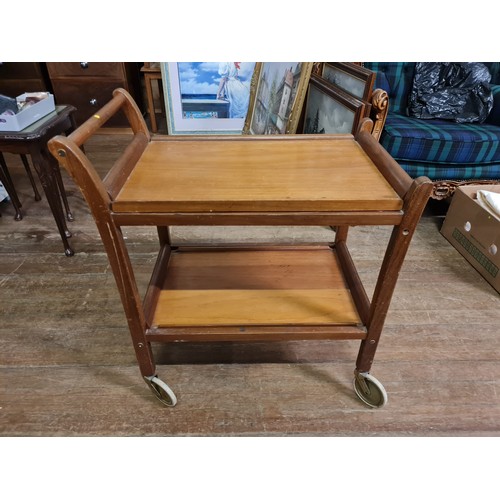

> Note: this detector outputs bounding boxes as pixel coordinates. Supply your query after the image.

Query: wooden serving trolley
[48,89,432,408]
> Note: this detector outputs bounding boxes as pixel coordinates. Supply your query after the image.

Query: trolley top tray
[111,135,403,214]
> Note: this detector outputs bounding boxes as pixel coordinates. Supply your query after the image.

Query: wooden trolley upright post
[48,89,432,408]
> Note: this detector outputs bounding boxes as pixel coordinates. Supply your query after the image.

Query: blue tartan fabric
[397,160,500,181]
[364,62,500,180]
[364,62,416,114]
[382,114,500,165]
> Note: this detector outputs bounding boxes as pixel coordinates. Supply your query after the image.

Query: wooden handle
[67,88,150,147]
[355,129,413,198]
[68,91,126,147]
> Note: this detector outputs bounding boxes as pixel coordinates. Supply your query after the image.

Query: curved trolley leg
[144,375,177,407]
[48,91,180,406]
[354,178,433,407]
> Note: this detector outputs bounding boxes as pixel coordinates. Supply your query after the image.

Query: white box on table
[0,93,55,132]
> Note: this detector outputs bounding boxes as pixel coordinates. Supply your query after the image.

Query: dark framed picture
[302,74,366,135]
[321,62,375,102]
[243,62,313,135]
[161,62,256,135]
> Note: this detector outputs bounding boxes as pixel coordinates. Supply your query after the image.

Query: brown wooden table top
[112,135,403,213]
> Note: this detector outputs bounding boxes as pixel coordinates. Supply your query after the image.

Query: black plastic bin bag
[408,62,493,123]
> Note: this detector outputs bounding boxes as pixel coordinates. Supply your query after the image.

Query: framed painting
[302,74,366,135]
[321,62,375,102]
[161,62,256,135]
[243,62,313,135]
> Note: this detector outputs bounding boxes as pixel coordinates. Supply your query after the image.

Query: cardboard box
[0,93,55,132]
[441,185,500,293]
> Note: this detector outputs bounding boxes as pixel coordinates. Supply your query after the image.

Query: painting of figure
[162,62,255,134]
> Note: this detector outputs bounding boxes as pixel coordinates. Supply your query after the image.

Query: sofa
[364,62,500,199]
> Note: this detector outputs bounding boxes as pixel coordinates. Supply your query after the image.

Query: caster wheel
[353,371,388,408]
[145,375,177,407]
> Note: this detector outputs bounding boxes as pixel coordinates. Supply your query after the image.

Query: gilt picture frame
[161,62,255,135]
[321,62,375,102]
[302,74,366,135]
[243,62,313,135]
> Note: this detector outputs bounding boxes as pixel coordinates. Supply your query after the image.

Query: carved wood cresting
[432,179,500,200]
[369,89,389,142]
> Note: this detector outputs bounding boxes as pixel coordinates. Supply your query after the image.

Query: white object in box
[441,185,500,294]
[0,93,55,132]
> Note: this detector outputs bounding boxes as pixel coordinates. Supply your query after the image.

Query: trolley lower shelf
[144,246,367,342]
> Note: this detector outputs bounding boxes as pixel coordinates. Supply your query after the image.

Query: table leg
[30,148,74,256]
[20,155,42,201]
[54,164,74,222]
[0,153,23,221]
[53,114,77,222]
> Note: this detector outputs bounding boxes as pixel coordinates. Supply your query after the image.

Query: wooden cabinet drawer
[0,62,51,97]
[51,80,128,126]
[46,62,142,126]
[0,62,45,79]
[0,79,50,97]
[46,62,124,78]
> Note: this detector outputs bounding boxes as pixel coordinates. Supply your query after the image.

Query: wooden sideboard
[46,62,143,126]
[0,62,51,96]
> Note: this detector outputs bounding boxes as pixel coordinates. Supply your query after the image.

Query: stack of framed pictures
[160,62,375,136]
[301,62,375,135]
[320,62,374,102]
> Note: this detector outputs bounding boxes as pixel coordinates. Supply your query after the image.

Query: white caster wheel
[353,371,388,408]
[145,375,177,407]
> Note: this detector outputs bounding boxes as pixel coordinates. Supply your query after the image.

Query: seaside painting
[161,62,255,134]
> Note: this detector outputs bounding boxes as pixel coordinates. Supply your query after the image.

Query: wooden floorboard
[1,134,499,436]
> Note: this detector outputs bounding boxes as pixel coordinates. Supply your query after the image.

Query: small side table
[0,105,77,256]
